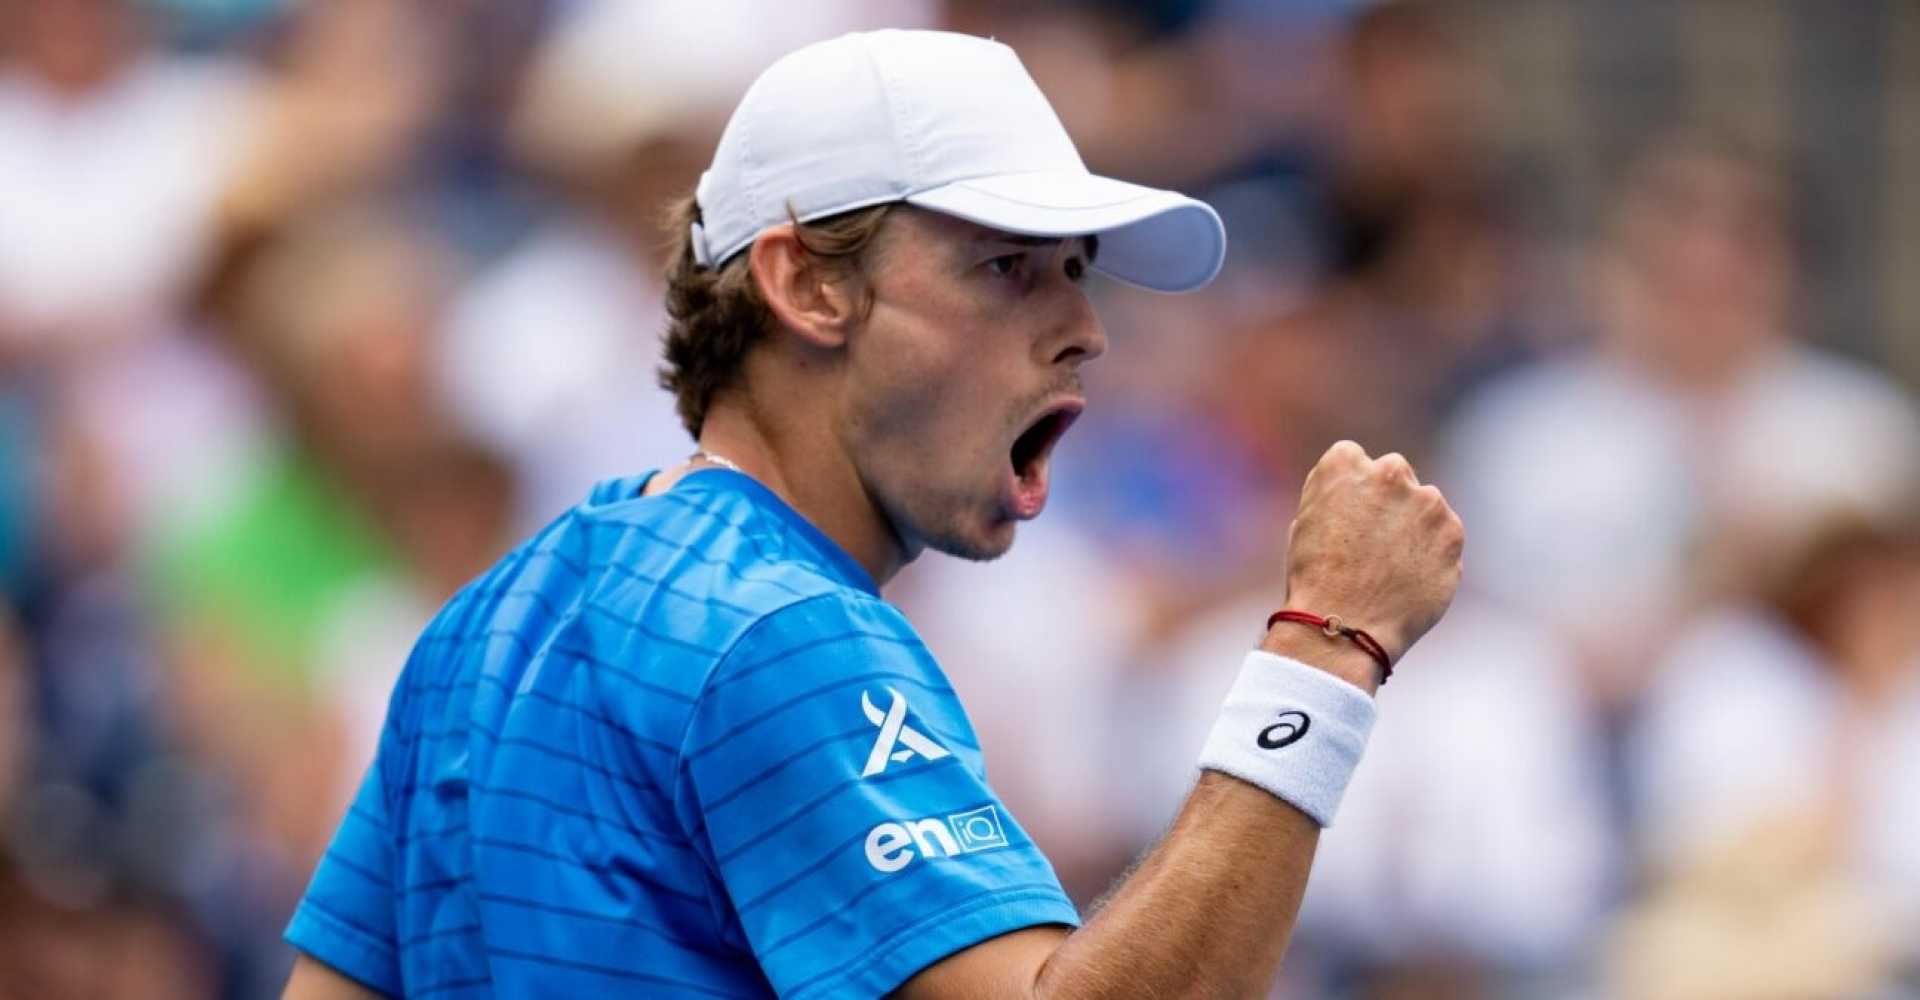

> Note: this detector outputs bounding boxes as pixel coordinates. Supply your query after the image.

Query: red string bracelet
[1266,610,1394,684]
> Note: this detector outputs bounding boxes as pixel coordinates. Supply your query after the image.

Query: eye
[1064,256,1086,283]
[986,253,1025,278]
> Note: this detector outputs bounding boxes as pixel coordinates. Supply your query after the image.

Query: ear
[749,224,863,350]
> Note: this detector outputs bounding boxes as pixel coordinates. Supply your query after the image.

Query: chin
[924,518,1017,563]
[883,480,1020,564]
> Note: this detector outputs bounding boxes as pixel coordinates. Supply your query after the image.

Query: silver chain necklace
[688,450,744,474]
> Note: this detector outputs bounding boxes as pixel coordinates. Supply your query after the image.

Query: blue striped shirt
[286,469,1079,998]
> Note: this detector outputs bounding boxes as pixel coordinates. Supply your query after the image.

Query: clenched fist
[1264,440,1464,692]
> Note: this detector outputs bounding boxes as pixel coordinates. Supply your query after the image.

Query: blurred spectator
[0,0,443,540]
[113,202,511,998]
[0,0,254,367]
[0,378,228,1000]
[0,0,268,546]
[443,0,935,529]
[1442,129,1920,705]
[153,205,511,847]
[1615,519,1920,996]
[1214,1,1552,490]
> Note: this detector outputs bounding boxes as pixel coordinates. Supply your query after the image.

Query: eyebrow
[981,233,1101,262]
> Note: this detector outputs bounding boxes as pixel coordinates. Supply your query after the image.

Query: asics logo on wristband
[1257,711,1311,749]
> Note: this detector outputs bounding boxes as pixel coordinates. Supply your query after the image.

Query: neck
[694,398,908,588]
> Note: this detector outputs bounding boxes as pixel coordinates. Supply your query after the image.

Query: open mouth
[1009,401,1082,488]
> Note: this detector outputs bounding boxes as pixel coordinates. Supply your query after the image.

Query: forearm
[1036,771,1321,1000]
[1034,628,1379,999]
[901,442,1461,1000]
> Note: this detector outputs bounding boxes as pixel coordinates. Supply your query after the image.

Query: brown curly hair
[658,196,896,438]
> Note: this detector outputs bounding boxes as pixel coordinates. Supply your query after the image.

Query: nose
[1045,286,1108,368]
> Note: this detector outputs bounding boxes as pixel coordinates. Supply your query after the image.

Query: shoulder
[456,473,861,648]
[703,588,941,712]
[677,587,976,774]
[584,475,859,602]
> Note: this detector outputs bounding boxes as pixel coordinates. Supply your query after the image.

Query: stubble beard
[886,482,1015,564]
[928,522,1015,563]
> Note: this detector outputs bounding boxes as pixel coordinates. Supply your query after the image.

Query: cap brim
[904,170,1226,293]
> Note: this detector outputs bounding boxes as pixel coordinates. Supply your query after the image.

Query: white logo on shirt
[860,686,950,777]
[864,805,1010,873]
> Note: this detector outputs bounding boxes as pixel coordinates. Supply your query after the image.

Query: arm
[899,633,1369,999]
[282,955,389,1000]
[279,718,407,997]
[899,441,1463,999]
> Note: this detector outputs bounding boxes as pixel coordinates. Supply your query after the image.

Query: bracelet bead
[1267,609,1394,684]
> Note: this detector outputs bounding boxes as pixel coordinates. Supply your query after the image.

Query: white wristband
[1197,650,1378,826]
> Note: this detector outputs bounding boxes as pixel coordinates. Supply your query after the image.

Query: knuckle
[1374,453,1416,482]
[1326,439,1367,464]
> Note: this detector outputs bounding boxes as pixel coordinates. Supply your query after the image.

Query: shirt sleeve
[285,740,404,997]
[676,592,1080,999]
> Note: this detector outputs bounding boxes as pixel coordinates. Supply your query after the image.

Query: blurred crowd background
[1,0,1917,997]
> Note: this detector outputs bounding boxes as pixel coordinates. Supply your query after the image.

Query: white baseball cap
[690,29,1227,293]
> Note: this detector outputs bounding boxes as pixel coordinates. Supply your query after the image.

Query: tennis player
[283,29,1462,999]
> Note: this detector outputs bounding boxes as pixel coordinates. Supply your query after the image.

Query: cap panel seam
[862,33,922,195]
[738,89,760,251]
